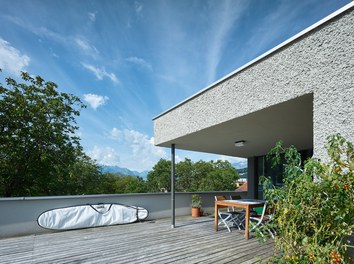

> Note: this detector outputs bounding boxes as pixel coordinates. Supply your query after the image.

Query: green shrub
[261,134,354,263]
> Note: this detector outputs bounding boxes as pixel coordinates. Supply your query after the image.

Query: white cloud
[0,38,30,74]
[126,56,152,71]
[110,127,122,139]
[83,93,109,110]
[35,26,68,45]
[82,63,119,84]
[75,37,99,56]
[205,0,248,84]
[87,146,120,166]
[49,48,59,58]
[5,15,100,60]
[88,12,97,22]
[109,128,167,171]
[106,128,246,171]
[134,1,143,15]
[175,155,184,164]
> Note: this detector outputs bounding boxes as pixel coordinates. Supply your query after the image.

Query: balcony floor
[0,216,274,263]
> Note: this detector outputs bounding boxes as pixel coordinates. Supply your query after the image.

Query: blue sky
[0,0,351,172]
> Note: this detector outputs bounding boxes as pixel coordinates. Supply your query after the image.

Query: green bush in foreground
[261,134,353,263]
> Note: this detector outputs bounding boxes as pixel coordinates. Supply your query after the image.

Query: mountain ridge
[100,165,149,179]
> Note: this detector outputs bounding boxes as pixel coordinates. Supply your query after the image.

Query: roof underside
[157,94,313,158]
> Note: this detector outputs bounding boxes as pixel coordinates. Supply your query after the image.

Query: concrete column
[247,157,258,199]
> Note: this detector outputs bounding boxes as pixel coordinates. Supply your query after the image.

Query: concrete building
[153,2,354,198]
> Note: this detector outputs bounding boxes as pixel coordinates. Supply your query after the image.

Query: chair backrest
[214,195,227,201]
[230,195,241,200]
[259,201,275,220]
[215,195,236,212]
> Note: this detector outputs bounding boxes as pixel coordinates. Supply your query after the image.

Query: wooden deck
[0,216,274,263]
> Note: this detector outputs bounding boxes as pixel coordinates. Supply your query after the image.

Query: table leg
[214,203,218,231]
[245,205,250,239]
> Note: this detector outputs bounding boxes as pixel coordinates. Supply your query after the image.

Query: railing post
[171,144,176,228]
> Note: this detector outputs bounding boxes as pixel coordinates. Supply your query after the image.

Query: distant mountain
[100,165,149,179]
[236,168,248,178]
[231,161,247,170]
[233,163,247,178]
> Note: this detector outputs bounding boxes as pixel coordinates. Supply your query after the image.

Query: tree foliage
[0,71,149,197]
[98,173,147,194]
[261,134,354,263]
[146,159,171,192]
[0,71,95,196]
[146,158,239,192]
[64,156,102,195]
[197,160,239,191]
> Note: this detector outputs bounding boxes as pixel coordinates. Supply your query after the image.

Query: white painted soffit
[156,94,313,158]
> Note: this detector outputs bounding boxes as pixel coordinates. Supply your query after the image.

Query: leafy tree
[175,158,194,191]
[146,159,171,192]
[121,175,146,193]
[177,159,214,192]
[94,173,147,194]
[198,160,239,191]
[0,71,97,196]
[147,158,239,192]
[96,173,118,194]
[65,156,102,195]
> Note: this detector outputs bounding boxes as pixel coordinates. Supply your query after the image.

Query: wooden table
[214,199,265,239]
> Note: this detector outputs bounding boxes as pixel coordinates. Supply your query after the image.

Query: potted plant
[191,194,202,217]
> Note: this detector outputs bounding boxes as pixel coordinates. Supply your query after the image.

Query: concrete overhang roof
[155,94,313,158]
[153,2,354,158]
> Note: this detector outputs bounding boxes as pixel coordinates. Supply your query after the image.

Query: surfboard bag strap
[136,208,140,222]
[89,204,113,214]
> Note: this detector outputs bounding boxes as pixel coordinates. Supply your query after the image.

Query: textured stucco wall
[154,7,354,161]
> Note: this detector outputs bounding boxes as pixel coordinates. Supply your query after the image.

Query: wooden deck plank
[0,216,274,263]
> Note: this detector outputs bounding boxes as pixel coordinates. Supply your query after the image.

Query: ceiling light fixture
[234,140,246,147]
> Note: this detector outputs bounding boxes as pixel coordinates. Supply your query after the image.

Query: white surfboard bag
[37,203,149,230]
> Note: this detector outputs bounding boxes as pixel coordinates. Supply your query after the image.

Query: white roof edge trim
[153,1,354,120]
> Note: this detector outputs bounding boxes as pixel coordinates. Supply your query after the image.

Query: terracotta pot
[191,207,201,218]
